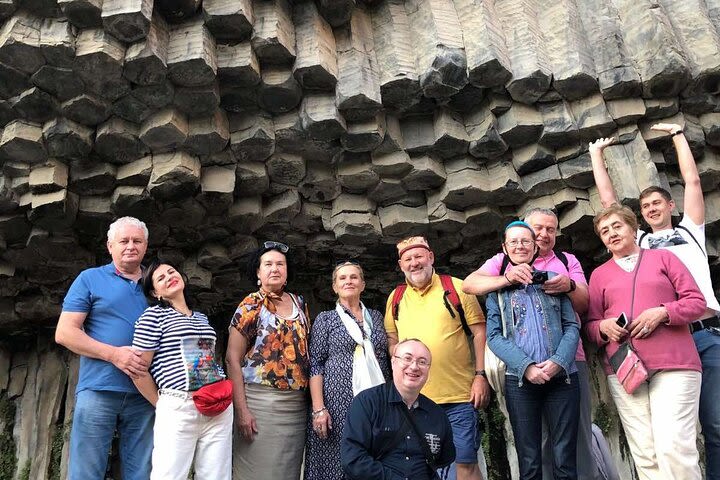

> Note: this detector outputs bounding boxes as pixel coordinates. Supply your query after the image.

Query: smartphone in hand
[616,312,628,329]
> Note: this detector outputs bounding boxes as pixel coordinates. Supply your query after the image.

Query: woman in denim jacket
[486,221,580,480]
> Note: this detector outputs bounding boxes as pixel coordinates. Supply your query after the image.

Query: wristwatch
[568,279,577,293]
[670,129,684,137]
[475,370,487,378]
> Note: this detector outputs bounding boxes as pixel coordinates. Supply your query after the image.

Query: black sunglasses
[263,241,289,253]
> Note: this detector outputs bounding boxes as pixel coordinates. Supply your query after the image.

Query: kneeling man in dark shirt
[342,338,456,480]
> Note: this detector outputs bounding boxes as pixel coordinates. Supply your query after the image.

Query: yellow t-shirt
[384,274,485,404]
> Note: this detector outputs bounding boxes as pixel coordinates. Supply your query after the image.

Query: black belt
[690,316,720,334]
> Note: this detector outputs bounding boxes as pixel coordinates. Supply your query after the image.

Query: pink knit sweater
[586,248,706,375]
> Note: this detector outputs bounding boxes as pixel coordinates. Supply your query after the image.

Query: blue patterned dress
[303,306,391,480]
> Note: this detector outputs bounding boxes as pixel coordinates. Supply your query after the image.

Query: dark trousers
[505,373,579,480]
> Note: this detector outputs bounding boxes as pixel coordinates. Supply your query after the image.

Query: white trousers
[607,370,701,480]
[151,392,233,480]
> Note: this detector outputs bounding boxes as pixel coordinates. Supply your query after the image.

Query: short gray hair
[107,217,149,243]
[522,207,557,222]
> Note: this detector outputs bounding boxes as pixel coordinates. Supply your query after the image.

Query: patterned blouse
[230,291,310,391]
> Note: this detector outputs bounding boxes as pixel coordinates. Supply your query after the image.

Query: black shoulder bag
[397,404,442,480]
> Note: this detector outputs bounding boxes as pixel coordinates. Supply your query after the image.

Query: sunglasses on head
[263,241,289,253]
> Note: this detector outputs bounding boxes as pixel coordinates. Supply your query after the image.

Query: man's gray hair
[107,216,149,243]
[522,207,558,222]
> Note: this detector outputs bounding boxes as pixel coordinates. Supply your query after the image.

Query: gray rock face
[0,0,717,327]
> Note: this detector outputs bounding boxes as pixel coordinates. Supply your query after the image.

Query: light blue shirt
[511,286,552,365]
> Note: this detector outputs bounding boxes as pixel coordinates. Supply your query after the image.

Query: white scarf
[335,302,386,396]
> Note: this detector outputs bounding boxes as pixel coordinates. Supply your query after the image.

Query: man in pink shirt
[463,208,606,480]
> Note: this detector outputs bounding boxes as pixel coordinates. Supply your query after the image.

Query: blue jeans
[542,361,604,480]
[68,390,155,480]
[695,328,720,480]
[505,373,579,480]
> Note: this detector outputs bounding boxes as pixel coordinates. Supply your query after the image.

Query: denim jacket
[486,286,579,386]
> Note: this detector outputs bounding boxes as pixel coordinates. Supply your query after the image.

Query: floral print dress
[230,291,310,390]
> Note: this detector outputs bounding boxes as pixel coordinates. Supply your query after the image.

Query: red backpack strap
[439,274,472,337]
[391,283,408,322]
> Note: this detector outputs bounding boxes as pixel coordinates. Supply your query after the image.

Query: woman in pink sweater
[586,204,706,480]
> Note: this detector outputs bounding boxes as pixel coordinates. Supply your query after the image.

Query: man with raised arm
[385,237,490,480]
[55,217,154,480]
[463,208,604,480]
[341,339,455,480]
[590,123,720,480]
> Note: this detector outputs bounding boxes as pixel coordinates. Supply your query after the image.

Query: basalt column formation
[1,0,720,478]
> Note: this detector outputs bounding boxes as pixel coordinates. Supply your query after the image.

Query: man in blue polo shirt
[55,216,154,480]
[342,338,455,480]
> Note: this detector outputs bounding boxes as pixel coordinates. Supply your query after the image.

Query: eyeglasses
[504,239,535,248]
[263,241,289,253]
[393,354,431,369]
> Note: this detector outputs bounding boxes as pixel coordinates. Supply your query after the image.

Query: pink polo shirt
[479,250,588,361]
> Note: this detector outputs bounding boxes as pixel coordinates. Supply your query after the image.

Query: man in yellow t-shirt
[384,236,490,480]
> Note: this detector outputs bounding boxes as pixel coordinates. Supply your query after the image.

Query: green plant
[593,401,613,435]
[48,422,71,480]
[18,459,31,480]
[481,396,511,480]
[0,394,18,480]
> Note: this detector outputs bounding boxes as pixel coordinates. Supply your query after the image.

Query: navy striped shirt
[133,305,226,391]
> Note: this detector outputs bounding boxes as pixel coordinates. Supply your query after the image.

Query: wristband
[568,279,576,293]
[475,370,487,378]
[670,130,684,137]
[503,272,511,285]
[312,407,327,418]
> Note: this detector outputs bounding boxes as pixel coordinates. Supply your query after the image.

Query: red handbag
[192,379,233,416]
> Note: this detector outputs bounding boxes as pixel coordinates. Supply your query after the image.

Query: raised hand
[588,137,615,153]
[650,123,682,134]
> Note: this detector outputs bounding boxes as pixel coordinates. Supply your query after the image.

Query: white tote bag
[484,292,509,395]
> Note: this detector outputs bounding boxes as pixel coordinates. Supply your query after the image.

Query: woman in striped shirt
[132,261,232,480]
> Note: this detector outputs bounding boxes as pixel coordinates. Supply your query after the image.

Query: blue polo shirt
[341,382,455,480]
[62,263,148,394]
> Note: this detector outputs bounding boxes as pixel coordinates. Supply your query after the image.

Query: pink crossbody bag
[607,250,650,394]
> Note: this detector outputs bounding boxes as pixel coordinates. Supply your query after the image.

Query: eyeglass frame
[393,354,431,369]
[503,239,536,248]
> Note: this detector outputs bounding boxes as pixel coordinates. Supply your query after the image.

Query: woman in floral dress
[226,241,311,480]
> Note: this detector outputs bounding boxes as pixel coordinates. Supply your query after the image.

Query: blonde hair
[593,203,639,235]
[332,261,365,284]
